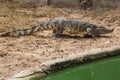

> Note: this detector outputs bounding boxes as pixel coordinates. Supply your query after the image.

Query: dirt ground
[0,1,120,80]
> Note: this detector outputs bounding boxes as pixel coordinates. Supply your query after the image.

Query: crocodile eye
[98,28,105,33]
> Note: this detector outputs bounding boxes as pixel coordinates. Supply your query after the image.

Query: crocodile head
[86,26,114,37]
[96,26,114,34]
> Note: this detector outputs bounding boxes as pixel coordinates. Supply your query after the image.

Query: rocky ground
[0,1,120,80]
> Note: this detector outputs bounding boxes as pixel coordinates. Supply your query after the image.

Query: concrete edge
[9,46,120,80]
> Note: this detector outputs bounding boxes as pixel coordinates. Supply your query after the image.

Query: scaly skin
[0,19,114,37]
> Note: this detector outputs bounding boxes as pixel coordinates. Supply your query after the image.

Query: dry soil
[0,1,120,80]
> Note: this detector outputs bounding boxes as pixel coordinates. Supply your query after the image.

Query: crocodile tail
[0,21,56,37]
[0,32,12,37]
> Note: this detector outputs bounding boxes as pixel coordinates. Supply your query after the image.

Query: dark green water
[44,56,120,80]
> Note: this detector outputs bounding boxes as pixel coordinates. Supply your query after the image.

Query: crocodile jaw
[98,27,114,34]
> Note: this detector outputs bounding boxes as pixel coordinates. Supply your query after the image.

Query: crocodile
[0,19,114,37]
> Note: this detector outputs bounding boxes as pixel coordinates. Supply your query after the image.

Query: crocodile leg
[54,21,64,37]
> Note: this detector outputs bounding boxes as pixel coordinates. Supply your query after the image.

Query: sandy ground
[0,1,120,80]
